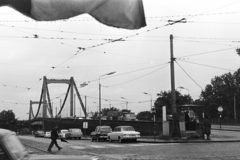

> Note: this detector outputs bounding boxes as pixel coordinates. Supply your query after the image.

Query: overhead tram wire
[81,62,170,84]
[106,64,169,87]
[177,59,236,72]
[176,47,235,58]
[175,60,203,90]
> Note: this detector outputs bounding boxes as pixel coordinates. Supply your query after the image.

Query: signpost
[218,106,223,129]
[83,122,88,136]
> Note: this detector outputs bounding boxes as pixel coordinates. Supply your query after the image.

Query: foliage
[195,69,240,118]
[136,111,152,120]
[101,107,120,116]
[154,90,192,118]
[0,110,17,130]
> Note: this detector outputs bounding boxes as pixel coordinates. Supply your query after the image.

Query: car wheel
[96,136,100,142]
[79,137,81,140]
[91,137,94,142]
[108,137,112,143]
[118,137,123,143]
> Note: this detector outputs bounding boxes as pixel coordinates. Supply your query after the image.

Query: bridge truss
[29,76,86,120]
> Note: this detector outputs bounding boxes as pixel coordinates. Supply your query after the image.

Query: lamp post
[121,97,128,110]
[179,86,190,104]
[179,86,189,95]
[99,71,116,126]
[234,94,236,123]
[143,92,152,110]
[105,100,111,108]
[93,102,98,112]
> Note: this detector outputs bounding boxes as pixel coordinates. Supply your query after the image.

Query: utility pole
[170,34,178,137]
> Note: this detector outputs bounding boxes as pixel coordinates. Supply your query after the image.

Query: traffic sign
[83,122,88,129]
[218,106,223,112]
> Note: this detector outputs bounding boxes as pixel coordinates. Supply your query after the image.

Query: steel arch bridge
[28,76,86,120]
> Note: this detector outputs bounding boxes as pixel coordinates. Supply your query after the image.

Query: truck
[65,128,83,140]
[107,109,137,121]
[90,126,112,142]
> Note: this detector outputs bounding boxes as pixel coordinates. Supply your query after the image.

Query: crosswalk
[70,142,174,150]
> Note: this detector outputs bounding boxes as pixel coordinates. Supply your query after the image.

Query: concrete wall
[31,118,162,136]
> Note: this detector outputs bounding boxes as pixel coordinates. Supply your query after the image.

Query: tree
[0,110,17,130]
[136,111,152,121]
[195,69,240,118]
[154,90,192,119]
[101,107,120,116]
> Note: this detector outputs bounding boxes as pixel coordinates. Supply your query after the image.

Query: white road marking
[70,146,85,149]
[88,145,106,148]
[106,144,122,147]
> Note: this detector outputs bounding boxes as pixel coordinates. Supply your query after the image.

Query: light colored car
[58,129,69,139]
[107,126,140,143]
[34,130,45,138]
[44,131,51,138]
[0,129,98,160]
[65,128,83,140]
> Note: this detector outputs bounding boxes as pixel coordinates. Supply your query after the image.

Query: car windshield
[100,128,112,132]
[71,129,81,132]
[122,127,135,131]
[4,134,27,159]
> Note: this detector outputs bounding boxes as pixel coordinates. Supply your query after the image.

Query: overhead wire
[175,60,203,90]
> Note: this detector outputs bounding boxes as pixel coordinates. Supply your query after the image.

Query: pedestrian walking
[47,125,62,152]
[185,111,190,130]
[203,115,211,140]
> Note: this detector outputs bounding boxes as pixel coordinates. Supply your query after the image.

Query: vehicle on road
[107,126,140,143]
[65,128,83,140]
[0,129,98,160]
[44,131,51,138]
[58,129,68,139]
[90,126,112,142]
[34,130,45,138]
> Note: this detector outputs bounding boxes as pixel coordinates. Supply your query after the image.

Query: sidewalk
[137,126,240,143]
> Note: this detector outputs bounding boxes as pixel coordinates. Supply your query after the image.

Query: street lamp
[105,100,111,108]
[93,102,98,112]
[99,71,116,126]
[178,86,189,95]
[234,94,236,122]
[121,97,128,110]
[143,92,152,110]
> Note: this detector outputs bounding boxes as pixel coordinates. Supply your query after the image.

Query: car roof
[116,126,132,128]
[97,126,111,128]
[0,129,14,139]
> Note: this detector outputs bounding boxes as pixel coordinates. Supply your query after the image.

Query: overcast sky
[0,0,240,120]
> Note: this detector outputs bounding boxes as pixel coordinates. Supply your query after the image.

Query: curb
[138,139,240,143]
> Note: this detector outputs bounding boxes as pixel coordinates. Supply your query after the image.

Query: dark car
[34,130,45,137]
[0,129,99,160]
[90,126,112,142]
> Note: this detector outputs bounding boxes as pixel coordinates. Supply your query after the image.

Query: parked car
[44,131,51,138]
[0,128,98,160]
[34,130,45,137]
[65,128,83,140]
[90,126,112,142]
[58,129,69,139]
[107,126,140,143]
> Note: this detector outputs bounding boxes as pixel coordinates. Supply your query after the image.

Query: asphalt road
[19,134,240,160]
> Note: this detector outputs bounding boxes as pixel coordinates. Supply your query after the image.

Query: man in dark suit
[47,125,62,152]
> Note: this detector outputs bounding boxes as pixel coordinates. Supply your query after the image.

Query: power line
[176,47,235,58]
[177,59,236,72]
[175,60,203,90]
[106,64,169,87]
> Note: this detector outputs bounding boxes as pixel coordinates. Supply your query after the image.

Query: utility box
[162,121,169,136]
